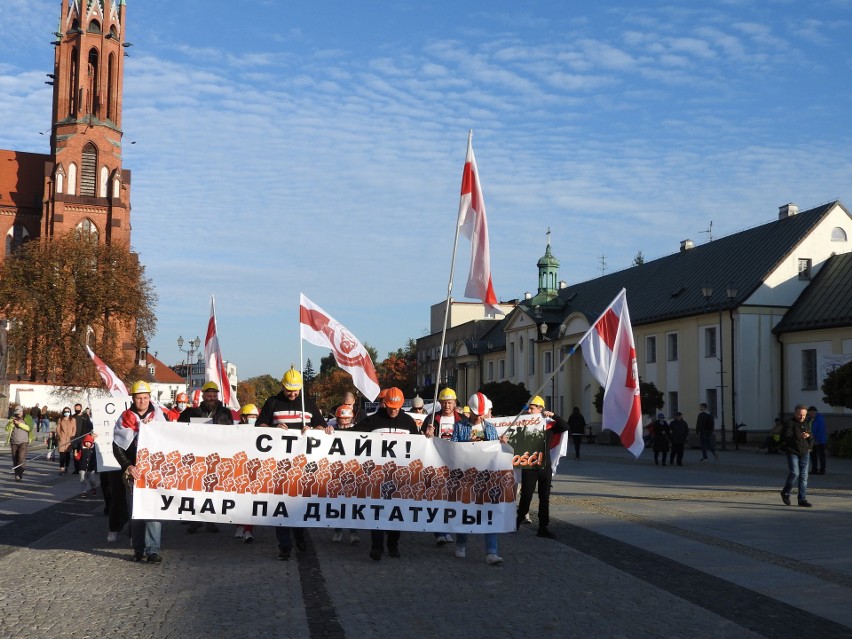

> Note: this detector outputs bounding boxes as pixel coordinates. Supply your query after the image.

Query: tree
[303,358,317,385]
[593,377,663,417]
[479,380,529,416]
[822,361,852,409]
[0,232,156,385]
[238,374,280,408]
[308,369,355,414]
[377,339,417,395]
[632,251,645,266]
[319,342,379,375]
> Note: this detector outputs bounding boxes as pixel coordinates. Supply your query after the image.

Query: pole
[719,308,726,451]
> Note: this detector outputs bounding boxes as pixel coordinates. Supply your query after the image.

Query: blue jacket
[810,413,827,445]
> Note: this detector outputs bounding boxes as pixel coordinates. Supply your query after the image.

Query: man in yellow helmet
[421,387,461,546]
[178,381,234,424]
[257,366,328,560]
[112,380,166,562]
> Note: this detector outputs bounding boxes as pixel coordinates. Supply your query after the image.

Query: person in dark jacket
[695,403,717,462]
[780,404,813,507]
[651,413,670,466]
[72,403,93,474]
[178,381,234,424]
[78,433,98,496]
[668,412,690,466]
[807,406,827,475]
[567,407,586,460]
[352,387,424,561]
[257,367,328,560]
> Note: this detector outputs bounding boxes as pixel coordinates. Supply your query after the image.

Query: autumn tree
[0,232,156,385]
[308,368,355,414]
[237,374,281,408]
[377,339,417,395]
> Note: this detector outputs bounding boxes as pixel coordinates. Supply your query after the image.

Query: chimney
[779,203,799,219]
[524,291,532,299]
[680,239,694,252]
[558,280,567,289]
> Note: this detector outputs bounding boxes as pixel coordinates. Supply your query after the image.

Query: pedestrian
[421,387,463,546]
[567,406,586,460]
[352,387,429,561]
[780,405,813,507]
[696,403,717,462]
[5,406,35,481]
[651,413,670,466]
[40,405,50,435]
[112,380,166,562]
[78,434,98,496]
[451,392,508,566]
[330,405,360,546]
[257,366,327,561]
[515,395,569,539]
[56,406,76,474]
[30,405,42,433]
[233,404,260,544]
[668,412,689,466]
[72,403,93,474]
[807,406,827,475]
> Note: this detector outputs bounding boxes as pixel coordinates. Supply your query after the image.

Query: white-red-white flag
[299,294,380,401]
[205,295,239,411]
[85,344,129,398]
[457,132,501,314]
[578,289,644,458]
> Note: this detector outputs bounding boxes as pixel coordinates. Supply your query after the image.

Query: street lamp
[538,321,557,411]
[177,335,201,391]
[701,283,737,451]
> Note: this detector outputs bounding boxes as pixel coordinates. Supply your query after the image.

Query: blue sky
[2,0,851,380]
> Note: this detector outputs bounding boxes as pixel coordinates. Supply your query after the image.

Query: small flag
[299,294,380,401]
[205,296,240,411]
[85,343,129,398]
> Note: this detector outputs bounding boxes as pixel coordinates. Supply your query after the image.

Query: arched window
[87,20,102,34]
[106,52,116,121]
[99,166,109,197]
[112,173,121,199]
[86,48,100,116]
[55,165,65,194]
[831,227,848,242]
[80,144,97,196]
[76,218,99,243]
[67,163,77,195]
[5,225,30,258]
[68,46,79,117]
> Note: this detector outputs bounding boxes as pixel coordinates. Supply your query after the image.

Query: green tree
[632,250,645,266]
[593,377,663,417]
[303,358,317,385]
[480,380,529,416]
[377,339,417,395]
[0,232,156,385]
[822,360,852,409]
[238,374,281,408]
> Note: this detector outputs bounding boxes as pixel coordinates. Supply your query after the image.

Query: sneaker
[445,534,453,543]
[536,528,556,539]
[485,553,503,566]
[332,531,343,542]
[700,458,708,462]
[455,546,466,559]
[146,553,162,563]
[349,532,360,545]
[436,535,448,546]
[369,549,382,561]
[234,526,245,539]
[133,552,145,562]
[243,531,254,543]
[780,491,791,506]
[388,546,400,558]
[523,514,532,524]
[107,531,118,543]
[81,491,88,497]
[278,548,291,561]
[798,500,813,507]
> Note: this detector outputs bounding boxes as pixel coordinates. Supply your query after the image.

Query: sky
[1,0,851,380]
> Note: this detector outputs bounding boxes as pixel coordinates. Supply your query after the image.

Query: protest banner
[90,395,133,471]
[131,423,516,534]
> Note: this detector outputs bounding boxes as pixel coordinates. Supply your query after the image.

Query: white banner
[131,423,516,534]
[90,395,133,472]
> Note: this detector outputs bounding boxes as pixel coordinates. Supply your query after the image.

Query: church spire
[535,227,560,302]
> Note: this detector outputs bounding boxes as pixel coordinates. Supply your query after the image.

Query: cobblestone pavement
[1,443,850,639]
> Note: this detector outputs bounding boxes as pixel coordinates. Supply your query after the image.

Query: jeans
[455,532,498,555]
[127,485,161,555]
[782,452,810,503]
[699,431,716,459]
[276,527,305,551]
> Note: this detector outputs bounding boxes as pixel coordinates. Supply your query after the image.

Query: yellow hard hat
[130,380,152,395]
[201,381,220,392]
[240,403,259,416]
[529,395,545,408]
[281,366,303,391]
[438,388,457,401]
[462,405,471,414]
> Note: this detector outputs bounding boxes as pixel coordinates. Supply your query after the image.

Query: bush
[837,430,852,459]
[828,428,852,457]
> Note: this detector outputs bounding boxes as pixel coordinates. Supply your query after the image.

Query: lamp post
[177,335,201,391]
[701,283,737,451]
[538,322,557,410]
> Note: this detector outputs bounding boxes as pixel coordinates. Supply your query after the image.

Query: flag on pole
[85,344,129,398]
[577,289,643,458]
[205,295,239,411]
[457,132,501,314]
[299,294,380,401]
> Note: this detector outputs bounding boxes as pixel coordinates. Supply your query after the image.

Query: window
[646,336,656,363]
[68,163,77,195]
[667,333,678,361]
[668,392,679,417]
[80,143,97,196]
[706,389,718,417]
[798,258,812,281]
[704,327,717,358]
[5,224,30,258]
[76,218,99,242]
[528,338,535,375]
[487,361,494,381]
[544,351,552,374]
[831,227,847,242]
[99,166,109,197]
[802,349,817,390]
[508,343,515,377]
[499,359,505,379]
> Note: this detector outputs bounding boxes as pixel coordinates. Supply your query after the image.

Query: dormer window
[831,227,848,242]
[798,258,812,281]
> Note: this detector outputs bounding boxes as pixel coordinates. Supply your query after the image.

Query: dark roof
[774,252,852,333]
[463,316,509,354]
[521,201,845,327]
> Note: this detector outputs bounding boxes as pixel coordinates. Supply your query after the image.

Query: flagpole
[432,130,473,415]
[299,300,307,431]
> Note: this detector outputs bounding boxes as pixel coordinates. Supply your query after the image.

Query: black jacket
[352,408,419,434]
[178,400,233,425]
[780,418,812,457]
[257,392,326,429]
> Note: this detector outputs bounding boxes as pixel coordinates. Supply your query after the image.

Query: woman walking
[56,406,76,474]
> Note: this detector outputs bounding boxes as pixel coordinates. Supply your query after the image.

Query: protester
[233,404,260,543]
[780,404,813,507]
[78,433,98,496]
[421,387,463,546]
[72,403,93,474]
[257,366,327,560]
[668,412,689,466]
[567,406,586,460]
[333,391,366,424]
[171,392,192,422]
[352,387,429,560]
[516,395,568,539]
[56,406,76,474]
[179,381,234,425]
[330,405,359,545]
[461,405,471,419]
[696,403,717,462]
[113,380,166,562]
[451,392,508,566]
[651,413,671,466]
[409,396,427,415]
[5,406,35,481]
[808,406,827,475]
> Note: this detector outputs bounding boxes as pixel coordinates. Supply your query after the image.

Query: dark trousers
[370,530,400,553]
[811,444,826,474]
[571,434,582,458]
[275,527,305,551]
[104,470,129,532]
[10,442,28,479]
[653,450,668,465]
[669,444,685,466]
[517,467,552,529]
[59,450,71,470]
